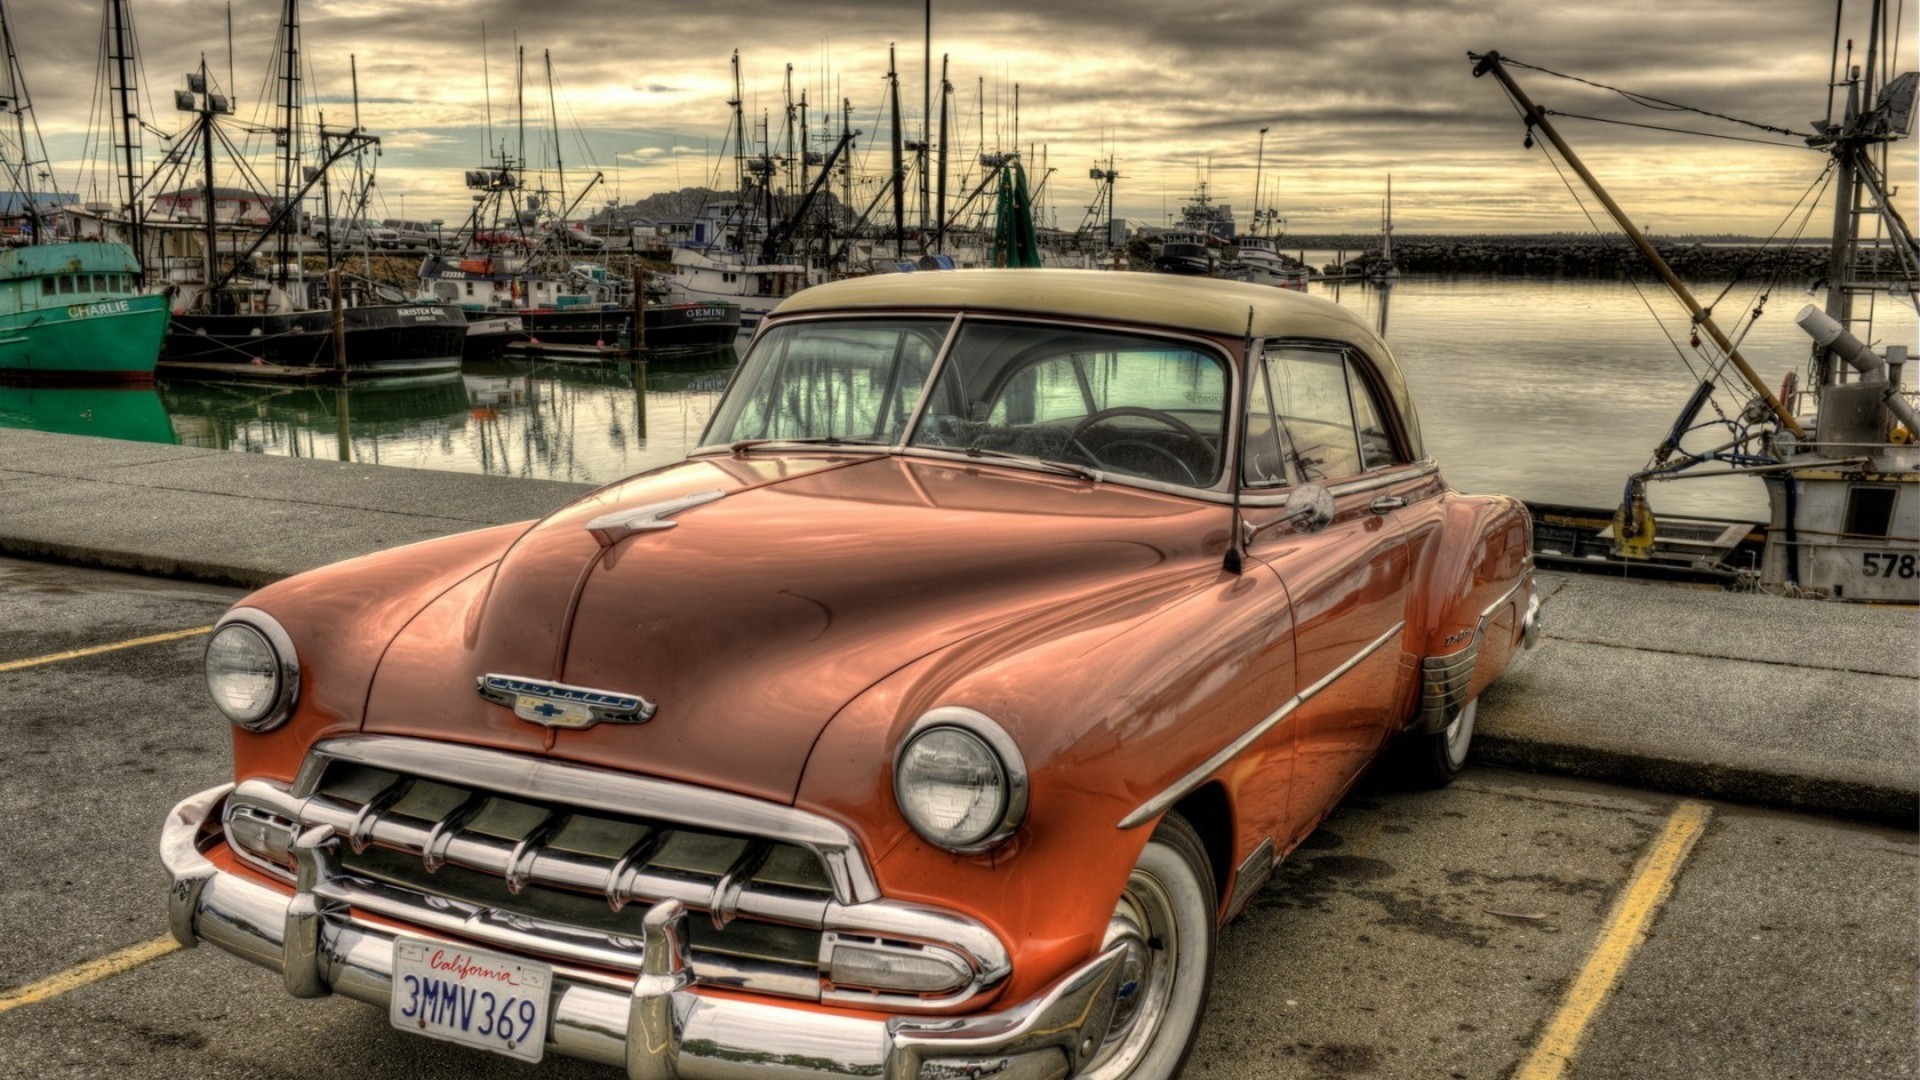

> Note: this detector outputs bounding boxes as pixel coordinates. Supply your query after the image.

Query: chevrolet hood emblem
[476,675,656,729]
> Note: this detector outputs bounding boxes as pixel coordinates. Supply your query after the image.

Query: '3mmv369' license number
[390,937,552,1063]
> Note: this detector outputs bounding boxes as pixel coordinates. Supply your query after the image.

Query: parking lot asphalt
[1,557,1913,1079]
[3,427,1916,827]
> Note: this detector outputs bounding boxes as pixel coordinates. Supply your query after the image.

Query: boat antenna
[1251,126,1268,239]
[480,23,492,167]
[225,3,234,113]
[1825,2,1845,128]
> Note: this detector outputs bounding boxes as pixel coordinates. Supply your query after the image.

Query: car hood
[363,453,1225,804]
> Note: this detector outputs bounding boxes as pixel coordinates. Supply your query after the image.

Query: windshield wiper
[957,445,1104,483]
[727,436,886,453]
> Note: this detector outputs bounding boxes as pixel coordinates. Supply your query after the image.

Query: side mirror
[1281,484,1336,533]
[1243,483,1336,545]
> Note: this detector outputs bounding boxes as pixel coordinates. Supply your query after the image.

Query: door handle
[1370,495,1406,514]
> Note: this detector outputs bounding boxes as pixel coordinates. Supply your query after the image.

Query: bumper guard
[163,785,1131,1080]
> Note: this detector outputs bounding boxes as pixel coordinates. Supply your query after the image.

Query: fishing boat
[1225,126,1309,291]
[658,54,859,328]
[420,252,741,356]
[0,1,166,381]
[1473,4,1918,602]
[132,0,464,380]
[0,238,170,382]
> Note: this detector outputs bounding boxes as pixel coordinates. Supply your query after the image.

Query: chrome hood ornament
[477,675,657,729]
[584,489,726,547]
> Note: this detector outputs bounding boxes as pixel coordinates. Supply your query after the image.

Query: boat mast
[545,49,565,237]
[888,45,904,259]
[1470,50,1804,436]
[1381,174,1394,266]
[199,56,217,301]
[935,54,950,252]
[108,0,142,278]
[0,0,39,244]
[275,0,301,288]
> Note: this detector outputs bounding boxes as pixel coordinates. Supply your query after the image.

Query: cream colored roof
[770,269,1424,459]
[772,269,1386,350]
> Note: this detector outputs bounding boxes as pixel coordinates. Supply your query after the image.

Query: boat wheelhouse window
[39,277,51,295]
[705,318,948,445]
[1844,487,1898,537]
[910,321,1229,488]
[57,275,73,294]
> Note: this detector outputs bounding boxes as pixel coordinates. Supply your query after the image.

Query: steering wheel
[1066,406,1219,485]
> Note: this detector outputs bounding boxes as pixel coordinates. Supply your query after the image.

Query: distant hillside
[594,186,853,225]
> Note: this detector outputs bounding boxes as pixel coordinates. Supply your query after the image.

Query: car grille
[224,739,869,1002]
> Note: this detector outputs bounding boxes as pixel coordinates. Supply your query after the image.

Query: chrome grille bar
[293,736,879,904]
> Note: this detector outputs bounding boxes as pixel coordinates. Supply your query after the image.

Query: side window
[1348,360,1399,470]
[1266,347,1361,482]
[1241,351,1290,487]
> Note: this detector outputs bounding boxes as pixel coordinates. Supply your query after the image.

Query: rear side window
[1256,346,1401,483]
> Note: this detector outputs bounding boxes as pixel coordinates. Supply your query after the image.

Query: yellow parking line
[1515,800,1713,1080]
[0,626,213,673]
[0,937,180,1014]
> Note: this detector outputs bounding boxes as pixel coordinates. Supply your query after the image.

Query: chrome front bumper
[164,785,1131,1080]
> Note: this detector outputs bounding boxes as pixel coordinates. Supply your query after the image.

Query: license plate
[390,937,552,1063]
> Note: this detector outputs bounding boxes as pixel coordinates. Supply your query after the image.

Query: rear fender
[1409,494,1532,734]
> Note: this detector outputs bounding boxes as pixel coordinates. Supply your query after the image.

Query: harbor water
[4,273,1913,521]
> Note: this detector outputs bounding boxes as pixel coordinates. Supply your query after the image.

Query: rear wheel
[1081,812,1216,1080]
[1394,697,1478,788]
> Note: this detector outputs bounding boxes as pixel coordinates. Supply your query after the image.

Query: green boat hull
[0,242,169,380]
[0,292,172,379]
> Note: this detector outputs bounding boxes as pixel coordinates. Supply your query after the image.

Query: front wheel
[1393,697,1478,788]
[1081,812,1216,1080]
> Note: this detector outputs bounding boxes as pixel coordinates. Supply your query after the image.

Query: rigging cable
[1495,89,1707,387]
[1540,110,1809,149]
[1496,54,1815,139]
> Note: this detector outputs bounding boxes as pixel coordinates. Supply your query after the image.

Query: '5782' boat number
[1861,552,1917,578]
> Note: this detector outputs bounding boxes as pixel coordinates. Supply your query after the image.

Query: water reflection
[3,281,1913,519]
[0,384,176,443]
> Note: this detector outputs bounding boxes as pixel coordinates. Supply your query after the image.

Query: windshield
[907,321,1229,488]
[702,318,949,445]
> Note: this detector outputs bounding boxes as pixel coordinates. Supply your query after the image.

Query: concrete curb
[0,535,291,591]
[1478,734,1918,829]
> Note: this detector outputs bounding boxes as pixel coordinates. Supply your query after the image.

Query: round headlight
[205,613,297,731]
[893,708,1028,853]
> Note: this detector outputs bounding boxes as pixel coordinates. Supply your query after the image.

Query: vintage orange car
[163,269,1538,1080]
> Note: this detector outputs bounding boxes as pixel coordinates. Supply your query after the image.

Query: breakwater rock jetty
[1290,233,1908,280]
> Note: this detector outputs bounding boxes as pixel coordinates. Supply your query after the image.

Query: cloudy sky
[3,0,1913,235]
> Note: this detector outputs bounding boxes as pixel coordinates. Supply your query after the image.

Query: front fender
[223,522,532,784]
[795,556,1294,1004]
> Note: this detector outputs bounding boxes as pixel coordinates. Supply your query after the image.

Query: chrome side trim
[1415,574,1533,733]
[293,736,881,905]
[1224,837,1276,921]
[1239,461,1439,506]
[1118,621,1407,829]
